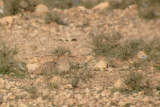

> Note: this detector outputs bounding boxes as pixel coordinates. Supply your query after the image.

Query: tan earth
[0,1,160,107]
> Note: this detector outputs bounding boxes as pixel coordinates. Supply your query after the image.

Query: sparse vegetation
[3,0,21,16]
[41,0,105,9]
[52,46,71,58]
[47,83,59,89]
[0,42,18,74]
[3,0,39,16]
[68,62,92,88]
[23,86,39,99]
[91,32,145,61]
[0,0,159,106]
[21,0,40,12]
[0,42,27,76]
[91,32,122,60]
[41,0,74,9]
[117,71,153,95]
[44,12,62,24]
[92,32,160,67]
[69,72,80,88]
[108,0,160,19]
[121,71,146,91]
[80,0,104,9]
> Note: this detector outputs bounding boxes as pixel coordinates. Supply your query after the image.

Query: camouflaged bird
[34,56,71,75]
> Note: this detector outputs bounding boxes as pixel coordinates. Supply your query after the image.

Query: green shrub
[3,0,21,16]
[23,86,39,99]
[92,32,144,60]
[67,62,92,88]
[44,12,62,24]
[120,71,152,93]
[3,0,39,16]
[92,32,123,60]
[109,0,135,10]
[21,0,40,12]
[69,73,80,88]
[92,32,160,63]
[144,37,160,63]
[80,0,105,9]
[0,42,18,74]
[122,71,144,90]
[41,0,74,9]
[41,0,105,9]
[119,39,144,60]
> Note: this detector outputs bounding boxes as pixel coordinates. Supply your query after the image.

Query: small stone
[137,51,147,59]
[26,63,37,72]
[37,97,43,103]
[113,79,126,89]
[113,92,121,98]
[8,95,16,100]
[95,94,100,99]
[79,99,87,105]
[77,6,88,12]
[89,101,95,107]
[108,87,114,90]
[18,102,28,107]
[0,78,5,84]
[106,100,111,107]
[85,88,90,96]
[128,4,138,11]
[85,55,94,62]
[35,4,48,15]
[1,102,10,107]
[101,90,111,97]
[138,91,145,96]
[119,101,128,106]
[0,16,13,26]
[143,97,151,103]
[154,91,160,96]
[75,94,83,100]
[3,96,8,101]
[5,84,11,89]
[94,58,108,71]
[66,98,75,105]
[36,76,44,83]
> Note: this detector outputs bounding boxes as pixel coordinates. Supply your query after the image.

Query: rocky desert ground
[0,0,160,107]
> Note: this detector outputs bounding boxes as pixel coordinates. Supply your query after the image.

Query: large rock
[92,1,109,12]
[35,4,48,15]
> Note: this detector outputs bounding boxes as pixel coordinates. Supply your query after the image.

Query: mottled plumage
[34,57,70,75]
